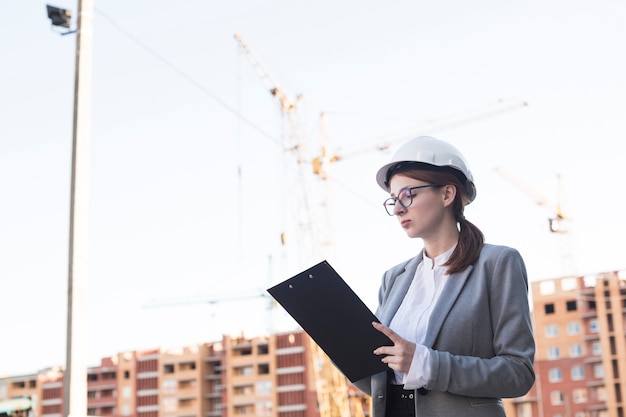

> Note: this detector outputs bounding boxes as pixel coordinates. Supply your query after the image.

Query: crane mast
[235,33,355,417]
[234,33,319,271]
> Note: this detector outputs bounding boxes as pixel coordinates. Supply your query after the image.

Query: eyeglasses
[383,184,442,216]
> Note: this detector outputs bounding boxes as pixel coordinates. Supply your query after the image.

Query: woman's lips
[400,219,410,228]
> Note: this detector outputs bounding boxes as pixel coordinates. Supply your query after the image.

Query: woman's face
[388,173,448,240]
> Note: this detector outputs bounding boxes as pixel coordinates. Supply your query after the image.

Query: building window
[569,344,583,358]
[545,324,558,338]
[573,388,588,403]
[162,398,176,413]
[548,346,560,360]
[594,363,605,379]
[234,366,254,376]
[234,405,254,415]
[102,371,116,380]
[545,303,555,314]
[589,319,599,333]
[179,398,195,408]
[234,385,254,395]
[540,280,556,295]
[550,391,564,405]
[179,361,196,371]
[592,341,602,356]
[549,368,562,383]
[163,364,174,374]
[256,381,272,396]
[572,365,585,380]
[610,337,617,355]
[516,402,532,417]
[256,401,272,417]
[258,363,270,375]
[124,370,130,379]
[588,300,596,310]
[162,379,176,393]
[567,321,581,335]
[101,389,114,398]
[561,277,577,291]
[566,300,577,311]
[233,347,253,356]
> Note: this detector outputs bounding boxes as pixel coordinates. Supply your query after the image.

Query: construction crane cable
[94,8,284,149]
[322,99,529,162]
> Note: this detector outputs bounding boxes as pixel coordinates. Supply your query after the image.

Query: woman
[353,136,535,417]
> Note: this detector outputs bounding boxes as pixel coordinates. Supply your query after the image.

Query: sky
[1,0,625,377]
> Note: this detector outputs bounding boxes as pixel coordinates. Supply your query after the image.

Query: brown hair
[388,163,484,274]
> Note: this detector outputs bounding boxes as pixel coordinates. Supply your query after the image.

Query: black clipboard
[267,260,392,382]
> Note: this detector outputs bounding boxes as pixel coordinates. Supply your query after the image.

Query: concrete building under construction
[0,331,365,417]
[504,270,626,417]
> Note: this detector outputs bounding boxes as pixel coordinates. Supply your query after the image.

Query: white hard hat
[376,136,476,203]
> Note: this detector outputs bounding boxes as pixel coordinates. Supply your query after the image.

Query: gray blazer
[353,244,535,417]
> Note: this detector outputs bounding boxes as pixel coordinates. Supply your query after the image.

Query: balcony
[205,391,221,399]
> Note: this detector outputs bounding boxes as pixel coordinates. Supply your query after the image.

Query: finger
[372,321,401,342]
[373,345,396,356]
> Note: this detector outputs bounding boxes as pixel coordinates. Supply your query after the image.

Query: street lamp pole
[64,1,93,417]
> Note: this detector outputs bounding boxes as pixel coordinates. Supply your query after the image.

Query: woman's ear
[442,184,457,207]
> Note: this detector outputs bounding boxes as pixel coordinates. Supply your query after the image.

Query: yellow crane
[235,33,355,417]
[233,33,319,268]
[495,165,576,276]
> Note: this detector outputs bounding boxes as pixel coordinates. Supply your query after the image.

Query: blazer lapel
[379,255,422,326]
[423,264,474,348]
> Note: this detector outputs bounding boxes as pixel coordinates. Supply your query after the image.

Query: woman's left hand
[372,321,416,374]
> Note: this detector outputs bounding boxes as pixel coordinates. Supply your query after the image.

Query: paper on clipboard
[267,260,392,382]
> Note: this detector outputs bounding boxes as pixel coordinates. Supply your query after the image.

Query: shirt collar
[422,244,457,270]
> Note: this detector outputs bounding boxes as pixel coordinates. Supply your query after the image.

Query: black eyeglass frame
[383,184,443,216]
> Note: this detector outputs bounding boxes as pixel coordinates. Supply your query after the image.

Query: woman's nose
[393,202,406,216]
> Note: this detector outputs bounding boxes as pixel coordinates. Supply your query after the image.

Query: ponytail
[444,205,484,274]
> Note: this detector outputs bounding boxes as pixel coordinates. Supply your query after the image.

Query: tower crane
[234,33,320,270]
[235,33,355,417]
[495,165,576,276]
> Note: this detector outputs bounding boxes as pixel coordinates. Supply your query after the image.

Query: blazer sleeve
[424,246,536,398]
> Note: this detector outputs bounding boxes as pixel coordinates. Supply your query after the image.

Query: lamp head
[46,5,71,28]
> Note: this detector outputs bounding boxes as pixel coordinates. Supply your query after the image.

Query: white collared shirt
[388,245,455,388]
